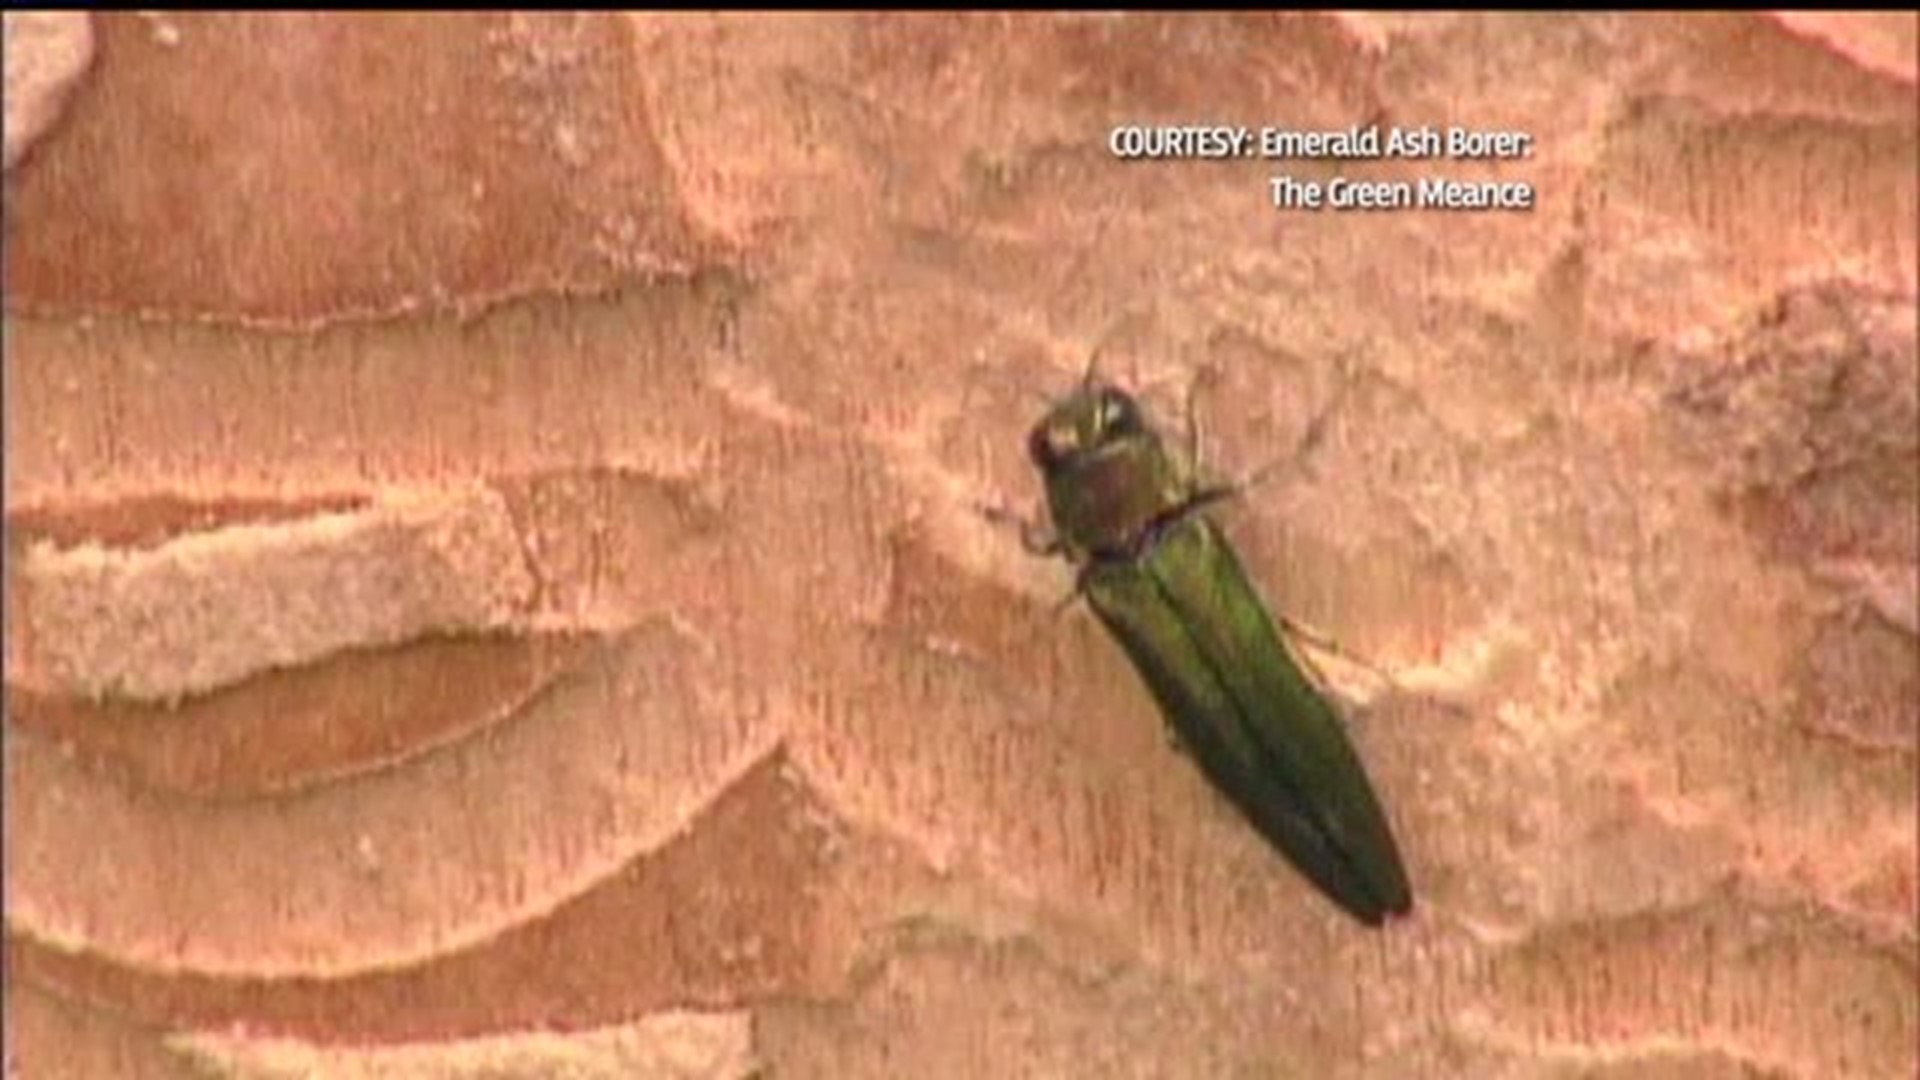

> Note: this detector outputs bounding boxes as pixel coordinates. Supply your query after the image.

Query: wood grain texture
[2,12,93,171]
[4,12,1914,1079]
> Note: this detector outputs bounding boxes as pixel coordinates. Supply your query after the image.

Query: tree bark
[5,12,1914,1079]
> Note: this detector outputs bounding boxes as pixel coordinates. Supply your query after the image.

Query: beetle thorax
[1043,433,1185,558]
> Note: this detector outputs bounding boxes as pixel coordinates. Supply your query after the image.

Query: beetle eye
[1026,424,1053,466]
[1028,420,1076,467]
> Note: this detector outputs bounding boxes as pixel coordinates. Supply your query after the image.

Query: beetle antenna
[1083,303,1169,392]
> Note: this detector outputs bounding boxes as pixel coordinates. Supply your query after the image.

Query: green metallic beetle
[1025,378,1412,926]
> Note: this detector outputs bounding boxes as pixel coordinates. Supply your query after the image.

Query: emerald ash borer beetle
[1023,376,1413,926]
